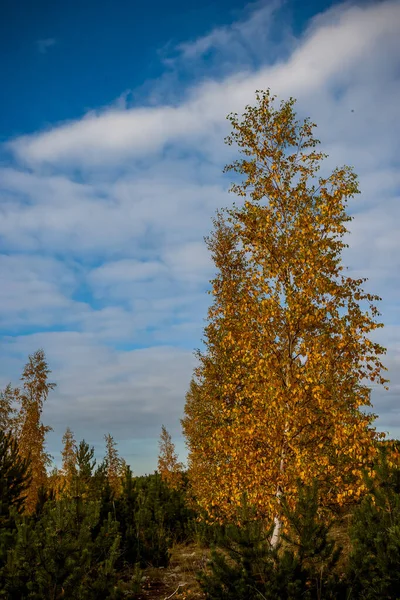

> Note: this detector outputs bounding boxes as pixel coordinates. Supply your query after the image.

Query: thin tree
[60,426,77,496]
[182,90,388,544]
[0,383,17,435]
[104,433,123,498]
[157,424,184,490]
[74,439,97,500]
[16,349,56,513]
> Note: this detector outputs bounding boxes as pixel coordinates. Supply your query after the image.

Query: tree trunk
[270,454,284,548]
[270,501,282,548]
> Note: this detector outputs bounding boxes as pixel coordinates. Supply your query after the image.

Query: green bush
[347,448,400,599]
[197,496,276,600]
[0,431,31,593]
[115,469,194,568]
[198,483,346,600]
[3,497,121,599]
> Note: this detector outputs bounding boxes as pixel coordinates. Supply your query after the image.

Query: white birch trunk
[271,360,290,549]
[270,497,282,548]
[270,453,284,548]
[271,287,293,548]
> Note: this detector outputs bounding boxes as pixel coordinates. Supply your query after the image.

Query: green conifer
[0,431,30,586]
[347,447,400,598]
[4,496,121,599]
[198,495,276,600]
[73,439,97,500]
[198,483,345,600]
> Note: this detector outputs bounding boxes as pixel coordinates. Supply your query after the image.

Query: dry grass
[329,510,353,572]
[134,542,211,600]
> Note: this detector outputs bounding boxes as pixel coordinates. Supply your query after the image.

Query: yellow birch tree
[182,90,388,541]
[16,349,56,513]
[104,433,123,497]
[157,424,184,490]
[0,383,18,435]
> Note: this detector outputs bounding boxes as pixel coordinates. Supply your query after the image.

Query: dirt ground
[132,513,352,599]
[134,542,210,600]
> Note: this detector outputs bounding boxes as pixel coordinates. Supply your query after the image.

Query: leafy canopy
[182,90,387,527]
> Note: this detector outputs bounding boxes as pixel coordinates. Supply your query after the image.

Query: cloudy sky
[0,0,399,474]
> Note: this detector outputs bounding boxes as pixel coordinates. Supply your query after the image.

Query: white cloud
[90,259,167,286]
[0,255,81,329]
[166,0,283,66]
[1,0,400,470]
[10,1,400,169]
[163,241,214,283]
[0,166,228,257]
[0,332,196,471]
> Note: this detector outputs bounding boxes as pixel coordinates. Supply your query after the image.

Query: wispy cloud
[1,1,400,471]
[162,0,285,71]
[36,38,56,54]
[11,1,399,169]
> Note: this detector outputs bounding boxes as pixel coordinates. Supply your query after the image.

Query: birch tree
[61,426,77,496]
[157,424,184,490]
[182,90,388,543]
[16,349,55,513]
[104,433,123,497]
[0,384,17,435]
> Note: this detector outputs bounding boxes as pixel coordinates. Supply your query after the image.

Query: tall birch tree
[182,90,388,542]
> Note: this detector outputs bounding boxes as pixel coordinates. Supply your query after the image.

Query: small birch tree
[0,384,17,435]
[16,349,56,513]
[104,433,123,498]
[61,426,77,495]
[157,424,184,490]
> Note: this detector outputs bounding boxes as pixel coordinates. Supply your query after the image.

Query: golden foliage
[157,424,184,491]
[60,426,77,496]
[0,383,18,435]
[16,349,56,513]
[104,433,124,497]
[182,90,388,530]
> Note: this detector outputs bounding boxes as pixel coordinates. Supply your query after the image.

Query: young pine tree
[347,446,400,598]
[277,481,345,599]
[157,424,184,491]
[198,497,276,600]
[74,439,97,500]
[0,431,31,579]
[182,90,388,543]
[115,465,138,566]
[4,496,121,600]
[15,349,56,514]
[199,484,345,600]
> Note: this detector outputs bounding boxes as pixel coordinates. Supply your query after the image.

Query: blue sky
[0,0,399,475]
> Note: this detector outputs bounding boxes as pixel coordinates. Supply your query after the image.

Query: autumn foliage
[182,90,388,533]
[104,432,125,497]
[157,424,184,490]
[0,89,397,598]
[14,349,56,513]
